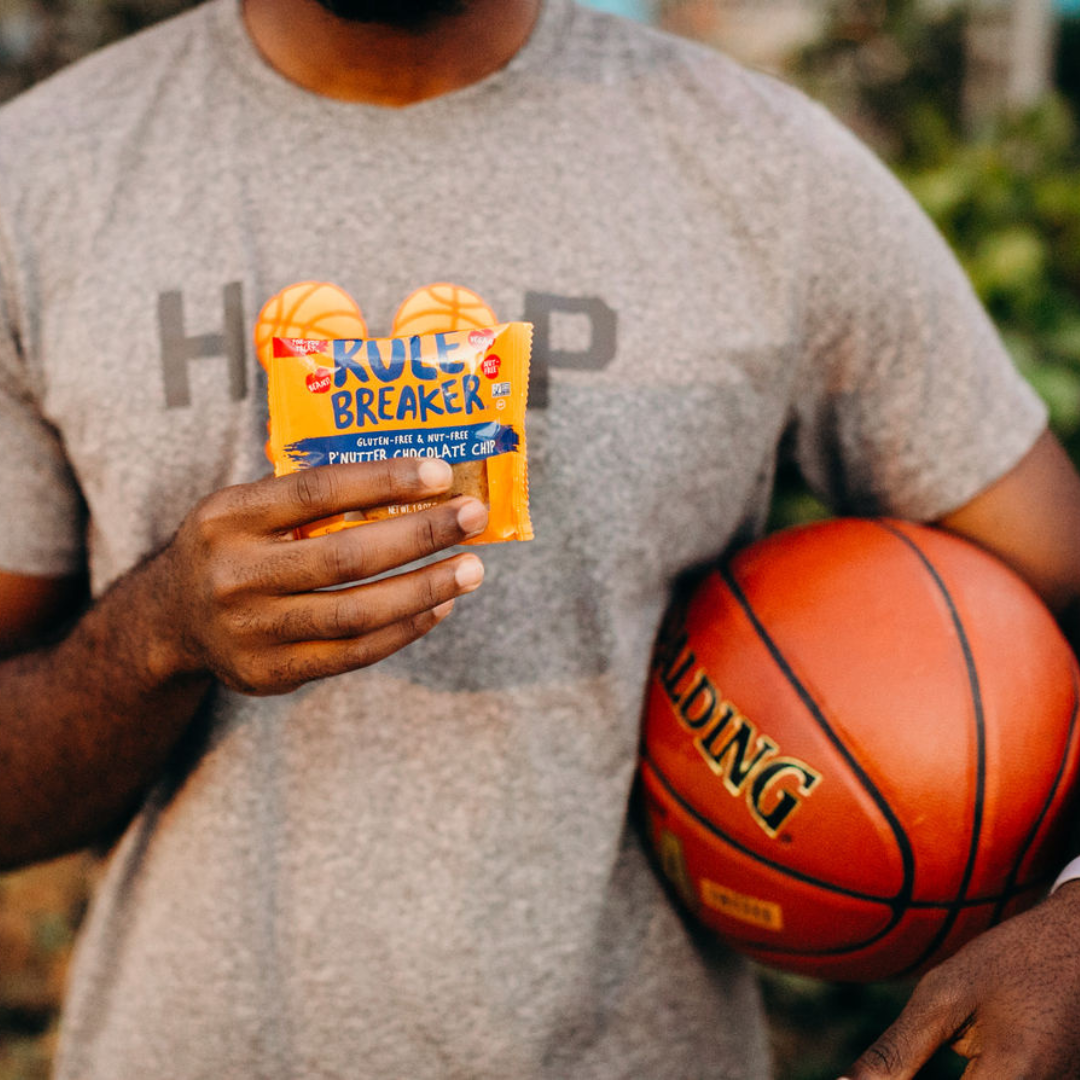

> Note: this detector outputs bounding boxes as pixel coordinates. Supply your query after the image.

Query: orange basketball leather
[641,518,1080,982]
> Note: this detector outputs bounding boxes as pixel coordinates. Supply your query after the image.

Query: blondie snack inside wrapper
[268,323,533,545]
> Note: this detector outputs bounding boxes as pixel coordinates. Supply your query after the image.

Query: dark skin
[2,2,1080,1074]
[242,0,542,104]
[843,431,1080,1080]
[0,0,531,866]
[0,458,489,867]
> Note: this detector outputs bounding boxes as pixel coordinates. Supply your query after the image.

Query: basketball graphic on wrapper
[392,283,498,336]
[254,281,368,372]
[253,281,368,465]
[640,518,1080,983]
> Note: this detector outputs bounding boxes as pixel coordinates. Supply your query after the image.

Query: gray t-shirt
[0,1,1046,1077]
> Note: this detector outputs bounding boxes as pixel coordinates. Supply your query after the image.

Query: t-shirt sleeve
[790,101,1048,521]
[0,246,86,576]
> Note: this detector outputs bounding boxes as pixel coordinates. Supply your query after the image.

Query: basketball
[640,517,1080,982]
[253,280,368,465]
[392,283,497,336]
[253,281,367,372]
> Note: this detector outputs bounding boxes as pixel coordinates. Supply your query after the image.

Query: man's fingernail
[456,499,487,535]
[433,599,455,619]
[454,556,484,590]
[418,459,453,489]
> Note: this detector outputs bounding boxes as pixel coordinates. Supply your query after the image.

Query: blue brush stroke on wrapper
[285,421,519,468]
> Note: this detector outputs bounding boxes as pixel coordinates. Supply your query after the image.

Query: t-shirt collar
[212,0,574,119]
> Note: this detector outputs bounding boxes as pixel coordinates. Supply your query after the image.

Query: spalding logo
[652,624,822,838]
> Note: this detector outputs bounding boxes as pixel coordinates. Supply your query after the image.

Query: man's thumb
[840,1028,927,1080]
[840,978,965,1080]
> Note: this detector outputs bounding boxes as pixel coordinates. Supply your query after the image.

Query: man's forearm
[0,459,490,869]
[0,553,210,869]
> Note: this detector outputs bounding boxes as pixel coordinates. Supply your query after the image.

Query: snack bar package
[268,323,534,545]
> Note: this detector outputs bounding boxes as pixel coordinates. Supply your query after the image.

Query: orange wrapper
[268,323,533,545]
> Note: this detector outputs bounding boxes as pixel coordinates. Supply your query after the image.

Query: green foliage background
[0,1,1077,1078]
[770,3,1080,1075]
[784,0,1080,515]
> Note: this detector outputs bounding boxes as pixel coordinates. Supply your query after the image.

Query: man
[1,0,1079,1076]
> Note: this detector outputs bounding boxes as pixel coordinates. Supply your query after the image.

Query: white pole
[1008,0,1057,108]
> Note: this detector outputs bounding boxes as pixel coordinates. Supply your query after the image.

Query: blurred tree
[773,10,1080,1068]
[0,0,198,103]
[1057,14,1080,110]
[796,0,1080,462]
[795,0,969,160]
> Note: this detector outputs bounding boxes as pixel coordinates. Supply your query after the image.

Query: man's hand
[843,883,1080,1079]
[0,456,487,866]
[152,456,488,695]
[841,429,1080,1079]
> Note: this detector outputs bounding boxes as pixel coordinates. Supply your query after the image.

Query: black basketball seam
[873,521,987,978]
[643,752,1053,963]
[641,753,912,961]
[644,749,1046,905]
[743,867,1052,964]
[651,520,1069,974]
[642,752,899,904]
[646,739,1051,911]
[991,660,1080,925]
[718,558,917,912]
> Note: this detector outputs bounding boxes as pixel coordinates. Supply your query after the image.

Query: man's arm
[0,457,487,871]
[844,428,1080,1079]
[0,570,86,655]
